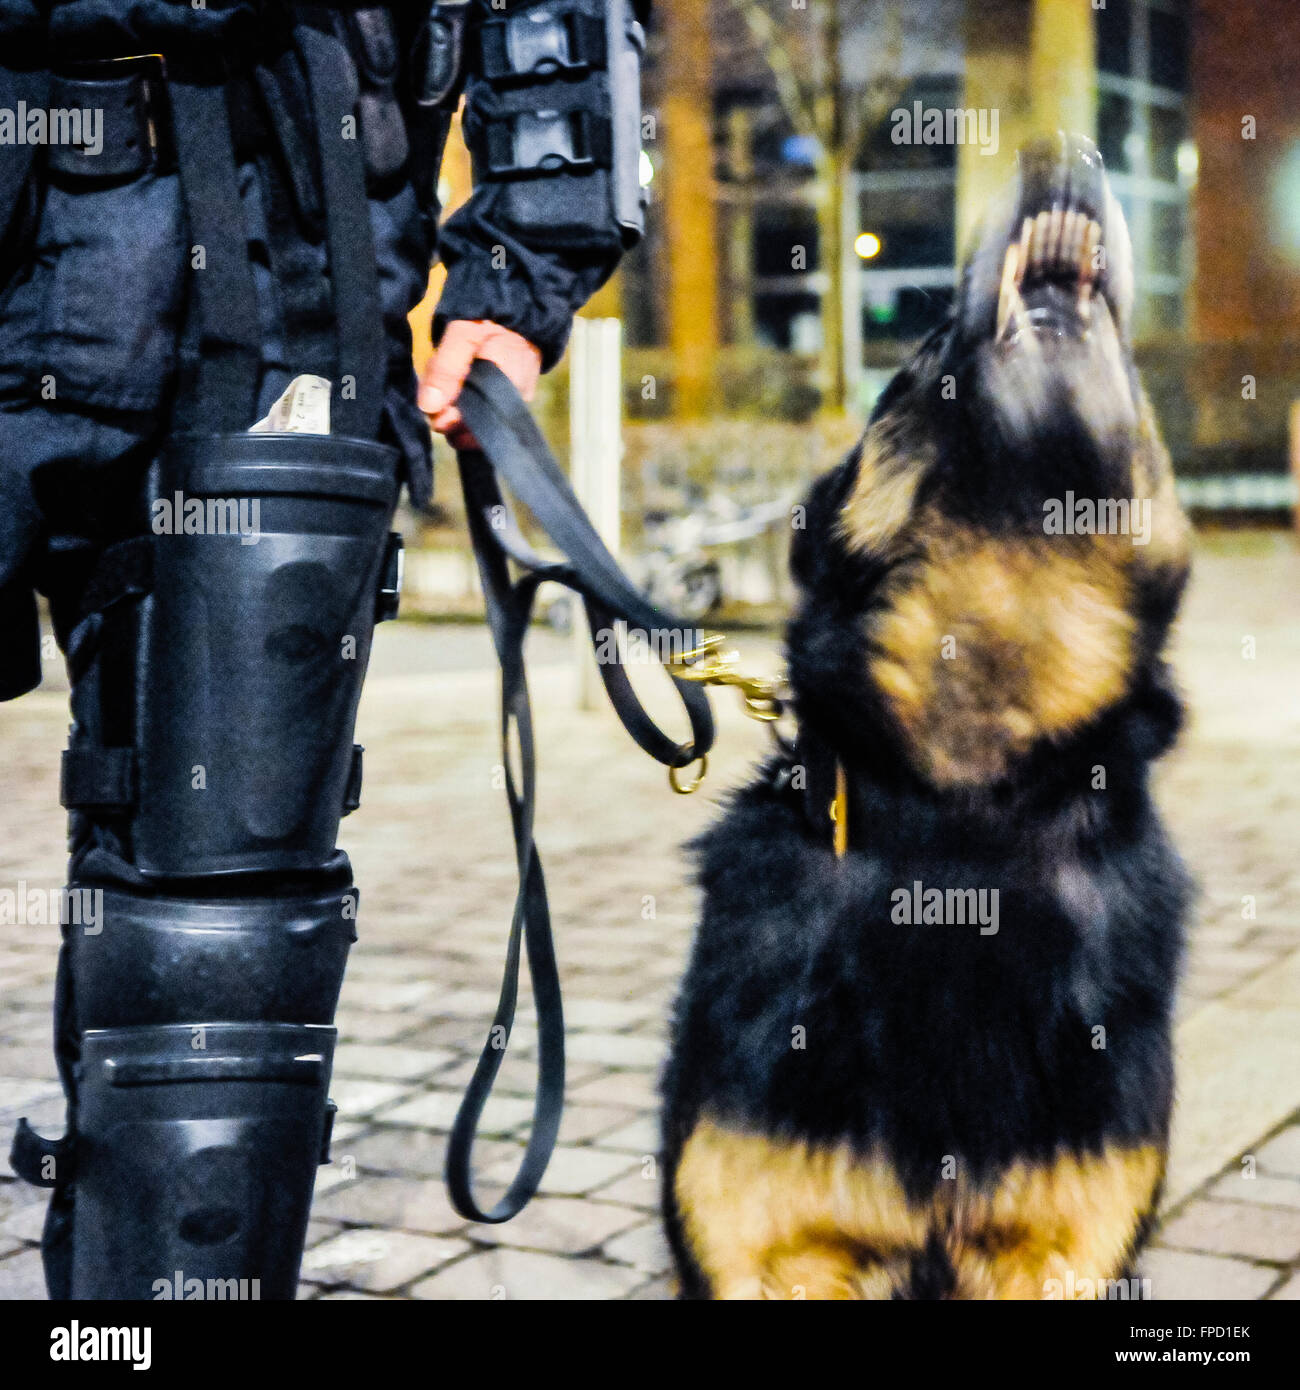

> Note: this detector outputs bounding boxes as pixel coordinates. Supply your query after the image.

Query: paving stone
[0,1179,47,1242]
[1156,1199,1300,1263]
[554,1103,637,1146]
[0,1078,61,1111]
[0,1247,47,1299]
[0,1047,64,1079]
[409,1247,642,1301]
[300,1229,472,1292]
[0,1197,45,1244]
[1207,1172,1300,1209]
[336,1011,424,1044]
[565,1031,665,1069]
[328,1078,413,1120]
[592,1115,661,1155]
[305,1219,344,1248]
[333,1044,457,1082]
[346,1127,449,1178]
[312,1163,360,1197]
[627,1274,676,1300]
[561,999,658,1030]
[346,980,439,1012]
[431,1055,605,1093]
[381,1089,536,1134]
[568,1070,661,1109]
[1253,1126,1300,1178]
[589,1166,660,1211]
[310,1176,468,1237]
[1141,1248,1280,1301]
[479,1144,637,1197]
[471,1196,642,1255]
[602,1220,672,1273]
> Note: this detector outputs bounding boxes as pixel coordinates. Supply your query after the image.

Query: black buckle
[47,53,173,183]
[376,530,404,623]
[342,745,364,816]
[481,9,604,83]
[484,109,600,178]
[319,1099,338,1165]
[60,745,138,811]
[10,1118,70,1188]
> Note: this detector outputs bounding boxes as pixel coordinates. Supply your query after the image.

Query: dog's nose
[959,132,1133,346]
[1016,132,1108,231]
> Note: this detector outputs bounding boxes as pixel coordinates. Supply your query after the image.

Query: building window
[1095,0,1194,338]
[857,76,962,347]
[1096,0,1134,76]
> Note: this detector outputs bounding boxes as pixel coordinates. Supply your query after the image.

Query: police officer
[0,0,648,1299]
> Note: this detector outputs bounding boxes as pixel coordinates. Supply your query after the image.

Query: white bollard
[1291,400,1300,537]
[569,316,624,709]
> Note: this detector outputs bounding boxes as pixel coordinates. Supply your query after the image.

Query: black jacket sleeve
[433,194,620,372]
[431,0,646,370]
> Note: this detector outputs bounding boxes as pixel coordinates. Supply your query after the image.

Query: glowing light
[639,149,654,187]
[855,232,883,260]
[1176,140,1199,182]
[1271,141,1300,259]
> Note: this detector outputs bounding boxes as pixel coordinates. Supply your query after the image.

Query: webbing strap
[443,361,714,1223]
[168,75,263,433]
[295,20,385,440]
[249,55,335,383]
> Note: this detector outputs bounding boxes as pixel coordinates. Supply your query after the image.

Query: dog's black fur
[661,137,1192,1300]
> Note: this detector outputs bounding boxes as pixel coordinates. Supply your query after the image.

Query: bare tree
[726,0,910,412]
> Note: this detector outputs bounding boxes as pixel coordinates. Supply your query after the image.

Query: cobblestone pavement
[1,532,1298,1300]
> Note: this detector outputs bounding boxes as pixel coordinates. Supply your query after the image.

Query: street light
[855,232,883,260]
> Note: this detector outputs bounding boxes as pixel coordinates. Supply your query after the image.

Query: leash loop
[444,360,716,1222]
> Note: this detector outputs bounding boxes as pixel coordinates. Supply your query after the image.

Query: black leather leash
[444,359,715,1222]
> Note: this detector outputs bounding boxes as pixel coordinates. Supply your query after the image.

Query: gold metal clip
[663,634,790,795]
[668,634,787,723]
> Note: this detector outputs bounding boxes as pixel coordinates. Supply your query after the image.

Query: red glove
[418,319,543,452]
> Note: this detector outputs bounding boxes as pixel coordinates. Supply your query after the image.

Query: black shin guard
[13,431,401,1300]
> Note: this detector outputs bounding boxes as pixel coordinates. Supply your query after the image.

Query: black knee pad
[17,881,357,1299]
[60,431,403,873]
[74,1021,337,1300]
[68,883,357,1029]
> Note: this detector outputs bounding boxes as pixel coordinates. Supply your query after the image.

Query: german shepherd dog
[661,135,1192,1300]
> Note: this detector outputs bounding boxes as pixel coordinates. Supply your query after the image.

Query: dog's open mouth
[963,133,1132,352]
[995,202,1106,344]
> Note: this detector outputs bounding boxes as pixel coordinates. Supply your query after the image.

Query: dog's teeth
[1077,219,1102,322]
[1072,212,1090,271]
[1030,211,1050,273]
[1049,207,1065,267]
[1079,218,1101,284]
[1061,210,1081,273]
[996,243,1020,339]
[1015,217,1033,286]
[1044,207,1059,268]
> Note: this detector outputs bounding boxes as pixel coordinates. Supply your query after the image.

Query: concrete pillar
[957,0,1097,256]
[569,318,624,708]
[661,0,720,417]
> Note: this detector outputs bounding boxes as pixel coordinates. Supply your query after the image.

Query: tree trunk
[817,148,847,414]
[662,0,719,418]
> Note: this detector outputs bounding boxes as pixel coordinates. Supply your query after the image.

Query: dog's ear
[789,448,859,593]
[836,401,936,566]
